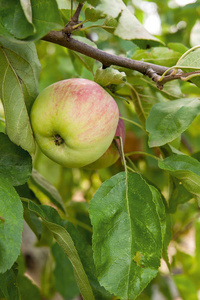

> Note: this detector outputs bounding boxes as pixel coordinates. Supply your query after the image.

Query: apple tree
[1,0,200,299]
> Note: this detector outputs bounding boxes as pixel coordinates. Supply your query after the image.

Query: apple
[30,78,119,168]
[84,117,125,169]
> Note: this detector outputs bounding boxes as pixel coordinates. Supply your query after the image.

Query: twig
[71,2,84,23]
[63,2,84,37]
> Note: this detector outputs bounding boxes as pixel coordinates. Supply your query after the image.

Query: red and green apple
[30,78,119,168]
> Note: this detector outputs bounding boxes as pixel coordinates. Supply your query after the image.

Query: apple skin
[30,78,119,168]
[84,117,125,169]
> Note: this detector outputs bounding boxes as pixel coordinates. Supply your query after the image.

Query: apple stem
[54,134,64,146]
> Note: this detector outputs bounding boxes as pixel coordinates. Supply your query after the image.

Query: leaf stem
[125,151,161,161]
[127,165,136,173]
[119,116,145,132]
[126,156,140,173]
[159,66,176,82]
[125,82,146,126]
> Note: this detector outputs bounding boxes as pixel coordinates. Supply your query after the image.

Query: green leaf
[60,8,75,24]
[0,36,40,153]
[159,80,183,100]
[132,47,180,67]
[0,133,32,186]
[94,67,126,87]
[103,16,118,32]
[0,0,63,41]
[56,0,71,9]
[67,223,113,300]
[89,172,162,300]
[149,186,166,243]
[0,174,23,273]
[0,37,40,112]
[168,178,192,213]
[68,50,83,76]
[26,0,63,41]
[128,74,182,127]
[40,251,55,298]
[0,264,20,299]
[176,48,200,87]
[85,7,105,22]
[69,36,97,74]
[29,169,65,213]
[146,98,200,148]
[0,0,35,39]
[114,8,163,47]
[162,214,172,266]
[23,201,42,240]
[0,119,6,134]
[15,183,35,200]
[168,43,189,54]
[19,0,33,24]
[78,0,100,5]
[52,243,80,299]
[18,274,41,300]
[158,154,200,199]
[28,201,95,300]
[173,274,198,300]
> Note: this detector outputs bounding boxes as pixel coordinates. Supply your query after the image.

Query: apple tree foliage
[1,0,200,299]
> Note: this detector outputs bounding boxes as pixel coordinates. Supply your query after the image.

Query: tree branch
[42,30,170,76]
[42,30,197,89]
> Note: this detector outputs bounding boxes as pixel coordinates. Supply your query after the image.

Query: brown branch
[42,30,171,76]
[71,2,84,23]
[63,2,84,36]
